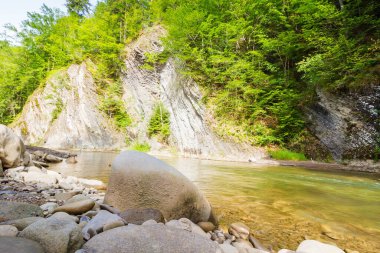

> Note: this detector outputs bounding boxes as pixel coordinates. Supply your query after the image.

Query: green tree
[65,0,91,17]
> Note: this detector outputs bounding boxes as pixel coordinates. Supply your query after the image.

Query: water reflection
[51,151,380,252]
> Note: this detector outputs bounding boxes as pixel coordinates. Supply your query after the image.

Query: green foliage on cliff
[148,103,171,143]
[269,149,307,161]
[0,0,378,156]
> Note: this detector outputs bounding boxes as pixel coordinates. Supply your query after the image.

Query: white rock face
[296,240,344,253]
[122,25,264,161]
[11,63,124,150]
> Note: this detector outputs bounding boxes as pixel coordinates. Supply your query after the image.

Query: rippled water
[51,151,380,252]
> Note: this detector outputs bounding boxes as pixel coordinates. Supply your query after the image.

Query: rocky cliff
[11,64,124,150]
[306,86,380,160]
[11,26,263,161]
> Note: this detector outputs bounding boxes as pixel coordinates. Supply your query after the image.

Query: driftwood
[25,146,76,159]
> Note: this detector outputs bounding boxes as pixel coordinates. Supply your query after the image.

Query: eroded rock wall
[11,63,124,150]
[306,86,380,160]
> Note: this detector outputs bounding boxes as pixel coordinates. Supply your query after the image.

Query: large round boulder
[104,151,214,223]
[83,223,222,253]
[0,124,26,168]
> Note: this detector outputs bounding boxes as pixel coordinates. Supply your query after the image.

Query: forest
[0,0,378,155]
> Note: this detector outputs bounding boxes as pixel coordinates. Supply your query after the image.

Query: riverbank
[0,164,353,253]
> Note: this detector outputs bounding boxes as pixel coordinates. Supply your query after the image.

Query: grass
[269,149,307,161]
[130,142,151,152]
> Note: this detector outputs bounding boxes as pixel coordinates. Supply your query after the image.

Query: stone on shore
[278,250,295,253]
[0,124,26,168]
[0,225,18,236]
[220,243,239,253]
[53,199,95,215]
[19,212,84,253]
[166,218,208,238]
[296,240,345,253]
[83,223,222,253]
[21,171,57,185]
[198,221,216,232]
[228,222,250,240]
[119,208,165,225]
[104,151,214,224]
[0,217,44,230]
[55,191,80,202]
[0,201,43,222]
[0,237,45,253]
[82,210,125,240]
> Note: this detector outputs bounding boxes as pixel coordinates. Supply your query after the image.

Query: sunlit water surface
[51,151,380,252]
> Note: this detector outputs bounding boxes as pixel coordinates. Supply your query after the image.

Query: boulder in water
[104,151,215,224]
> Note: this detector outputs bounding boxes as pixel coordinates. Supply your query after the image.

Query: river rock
[99,203,120,214]
[77,178,106,190]
[45,154,63,163]
[0,124,26,168]
[40,202,58,214]
[0,201,43,222]
[19,212,84,253]
[65,194,90,204]
[249,235,270,251]
[59,181,73,190]
[0,225,18,236]
[102,219,125,231]
[21,171,57,185]
[278,250,295,253]
[53,199,95,215]
[0,162,3,176]
[82,210,125,240]
[55,191,79,201]
[198,221,216,232]
[166,218,208,237]
[296,240,345,253]
[119,208,165,225]
[83,223,222,253]
[142,219,158,226]
[229,222,250,240]
[104,151,214,223]
[0,237,45,253]
[0,217,44,230]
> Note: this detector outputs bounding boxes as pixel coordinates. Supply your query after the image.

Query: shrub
[148,102,170,143]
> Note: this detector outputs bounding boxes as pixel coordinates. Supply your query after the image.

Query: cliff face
[306,86,380,160]
[121,26,263,161]
[11,63,124,150]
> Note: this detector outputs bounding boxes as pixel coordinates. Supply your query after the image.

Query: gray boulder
[0,124,26,168]
[19,212,84,253]
[104,151,214,223]
[83,223,222,253]
[0,201,43,222]
[0,225,18,236]
[53,199,95,215]
[119,208,165,225]
[0,237,45,253]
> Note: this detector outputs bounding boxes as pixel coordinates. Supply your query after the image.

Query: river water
[51,151,380,252]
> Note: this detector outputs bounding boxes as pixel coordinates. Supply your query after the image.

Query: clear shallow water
[51,151,380,252]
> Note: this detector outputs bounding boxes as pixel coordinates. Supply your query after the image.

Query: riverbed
[51,151,380,252]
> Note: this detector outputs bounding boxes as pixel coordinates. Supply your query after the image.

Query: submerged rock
[228,222,250,240]
[83,223,222,253]
[104,151,214,224]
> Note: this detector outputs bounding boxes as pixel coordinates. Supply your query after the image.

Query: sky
[0,0,98,36]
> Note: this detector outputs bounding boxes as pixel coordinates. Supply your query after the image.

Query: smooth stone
[278,250,296,253]
[83,210,98,218]
[22,171,57,185]
[59,182,73,190]
[229,222,250,240]
[28,166,42,173]
[198,221,216,232]
[40,202,58,214]
[51,212,79,223]
[142,219,158,226]
[0,217,44,230]
[104,151,214,224]
[296,240,345,253]
[0,224,18,236]
[0,201,43,222]
[53,199,95,215]
[77,178,106,190]
[235,238,254,248]
[119,208,165,225]
[19,212,84,253]
[55,191,79,202]
[166,218,208,237]
[65,195,90,204]
[0,236,45,253]
[82,210,125,240]
[82,223,222,253]
[220,243,239,253]
[102,219,125,231]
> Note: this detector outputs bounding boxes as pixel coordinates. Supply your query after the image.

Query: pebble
[228,222,250,240]
[0,224,18,236]
[53,199,95,215]
[198,221,216,232]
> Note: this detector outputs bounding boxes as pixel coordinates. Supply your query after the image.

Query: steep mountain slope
[11,63,124,150]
